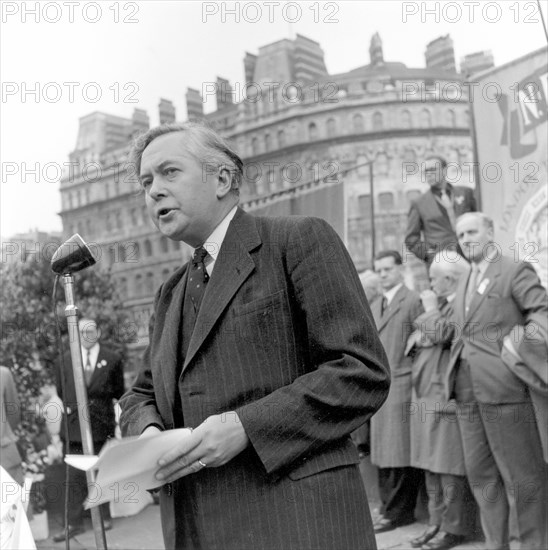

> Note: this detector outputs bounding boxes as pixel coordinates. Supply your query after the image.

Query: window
[326,118,337,137]
[160,236,169,254]
[372,111,383,130]
[162,268,171,281]
[118,277,127,299]
[145,272,155,294]
[353,113,364,133]
[446,109,456,127]
[358,195,372,218]
[420,109,432,128]
[308,122,318,140]
[277,129,285,148]
[144,239,152,257]
[251,137,259,156]
[130,208,137,226]
[135,274,143,296]
[378,192,395,211]
[264,134,271,152]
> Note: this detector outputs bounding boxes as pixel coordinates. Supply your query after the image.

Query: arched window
[162,268,171,281]
[372,111,383,130]
[308,122,318,140]
[446,109,456,127]
[144,239,152,257]
[119,277,127,299]
[264,134,271,152]
[378,192,395,211]
[251,137,259,155]
[401,110,412,128]
[135,274,143,296]
[420,109,432,128]
[160,236,169,254]
[326,118,337,137]
[376,153,389,175]
[130,208,137,226]
[277,129,285,148]
[353,113,364,133]
[145,272,155,294]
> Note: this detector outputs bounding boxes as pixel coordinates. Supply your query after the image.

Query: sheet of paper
[64,428,193,508]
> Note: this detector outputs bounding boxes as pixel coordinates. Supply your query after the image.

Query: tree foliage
[0,251,130,473]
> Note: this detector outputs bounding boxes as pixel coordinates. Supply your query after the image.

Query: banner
[472,48,547,288]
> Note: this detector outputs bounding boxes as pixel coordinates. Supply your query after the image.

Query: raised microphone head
[51,234,96,274]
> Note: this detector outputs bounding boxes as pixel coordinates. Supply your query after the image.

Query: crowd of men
[365,156,547,549]
[2,126,546,550]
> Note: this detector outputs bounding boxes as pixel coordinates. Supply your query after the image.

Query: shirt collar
[383,282,403,305]
[473,246,498,279]
[202,205,238,262]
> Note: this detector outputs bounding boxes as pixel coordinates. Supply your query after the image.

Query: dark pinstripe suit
[121,208,390,549]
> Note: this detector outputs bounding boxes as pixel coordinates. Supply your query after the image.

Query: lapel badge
[455,195,464,205]
[477,278,489,295]
[97,359,107,369]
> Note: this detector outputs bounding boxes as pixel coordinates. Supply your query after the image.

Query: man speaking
[119,122,390,549]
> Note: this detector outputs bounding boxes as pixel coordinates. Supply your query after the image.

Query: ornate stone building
[58,33,475,372]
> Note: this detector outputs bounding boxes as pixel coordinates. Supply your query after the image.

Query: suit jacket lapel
[466,261,500,320]
[378,285,406,332]
[427,189,450,224]
[183,208,261,373]
[159,266,188,411]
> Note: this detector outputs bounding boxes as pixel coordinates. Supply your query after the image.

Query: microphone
[51,234,96,274]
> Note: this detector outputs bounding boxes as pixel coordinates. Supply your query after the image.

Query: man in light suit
[446,212,547,549]
[370,250,424,533]
[53,318,125,542]
[405,156,477,265]
[119,122,390,550]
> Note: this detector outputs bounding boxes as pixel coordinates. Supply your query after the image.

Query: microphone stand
[62,273,107,550]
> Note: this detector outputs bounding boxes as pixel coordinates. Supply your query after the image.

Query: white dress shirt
[202,205,238,276]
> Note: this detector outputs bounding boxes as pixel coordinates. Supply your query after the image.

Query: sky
[1,0,547,238]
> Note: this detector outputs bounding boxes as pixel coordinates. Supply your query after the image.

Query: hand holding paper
[155,412,249,484]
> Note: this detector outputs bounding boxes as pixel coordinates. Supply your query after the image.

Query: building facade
[58,33,475,372]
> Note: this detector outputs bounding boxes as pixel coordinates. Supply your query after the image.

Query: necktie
[84,349,93,386]
[381,296,388,317]
[465,264,479,312]
[187,246,210,313]
[440,190,456,230]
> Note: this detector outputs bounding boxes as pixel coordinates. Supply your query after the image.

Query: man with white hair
[407,252,476,550]
[446,212,547,549]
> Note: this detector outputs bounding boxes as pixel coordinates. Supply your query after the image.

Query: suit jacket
[501,311,548,461]
[370,285,423,468]
[405,186,477,263]
[120,209,390,550]
[56,344,124,446]
[445,256,548,404]
[409,301,466,475]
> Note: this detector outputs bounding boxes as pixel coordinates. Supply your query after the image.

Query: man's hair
[129,122,244,194]
[374,250,403,265]
[424,155,448,169]
[456,211,494,231]
[430,251,470,280]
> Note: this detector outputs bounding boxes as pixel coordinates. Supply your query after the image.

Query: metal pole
[62,274,108,550]
[369,162,376,264]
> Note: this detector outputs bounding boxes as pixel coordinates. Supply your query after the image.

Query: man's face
[424,158,445,189]
[374,256,403,291]
[79,320,100,349]
[457,216,494,263]
[139,132,225,247]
